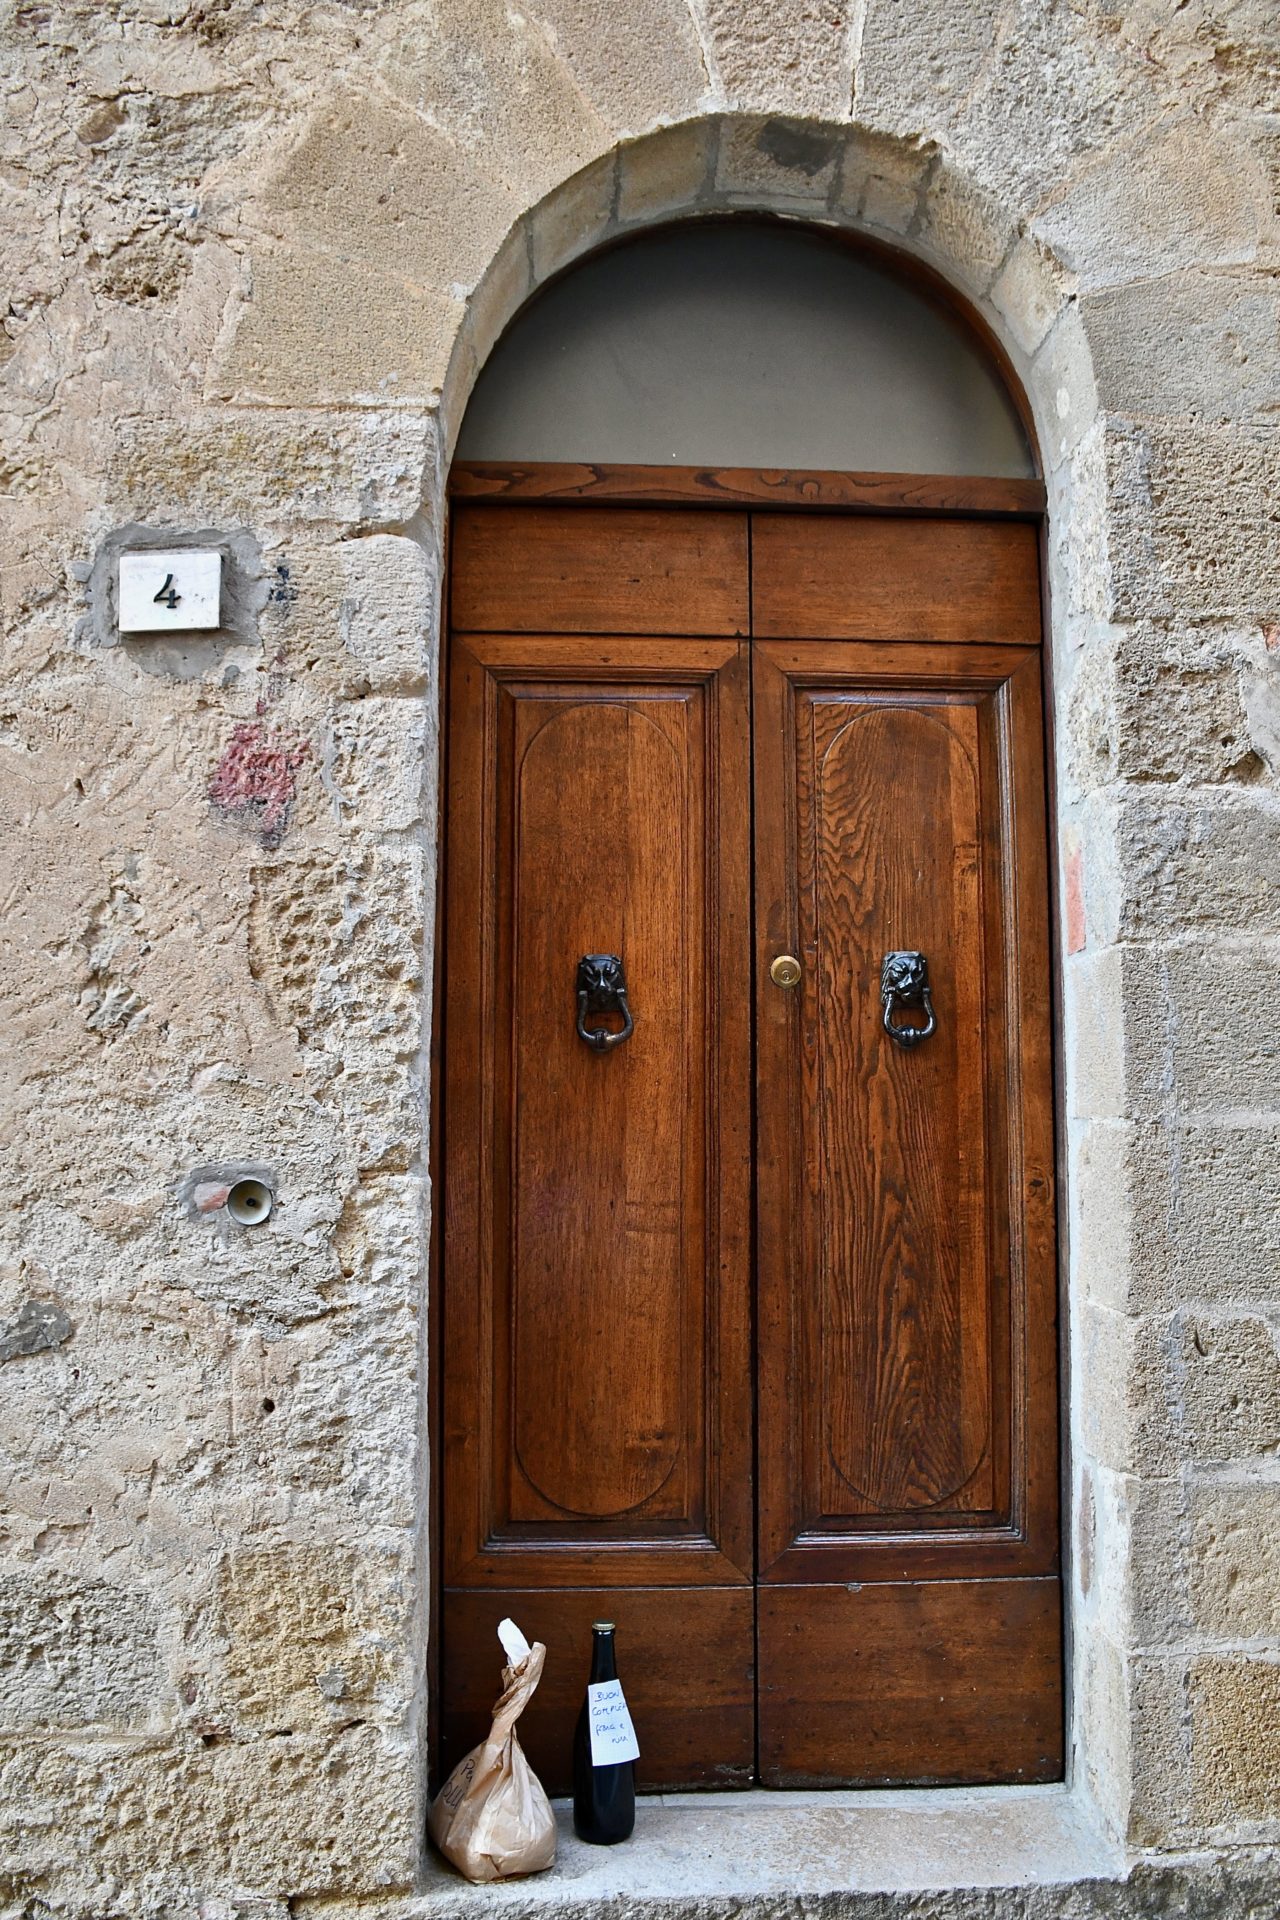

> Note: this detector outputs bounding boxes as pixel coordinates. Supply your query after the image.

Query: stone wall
[0,1,1278,1914]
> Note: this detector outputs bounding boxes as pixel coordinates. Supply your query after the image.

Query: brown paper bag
[428,1620,557,1883]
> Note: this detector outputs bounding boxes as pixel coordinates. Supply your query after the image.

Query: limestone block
[1116,1474,1190,1651]
[337,535,436,697]
[856,0,1004,138]
[524,0,711,134]
[1167,945,1280,1114]
[1083,1121,1280,1315]
[1106,419,1280,623]
[213,244,464,409]
[1149,1125,1280,1306]
[1034,116,1264,291]
[1083,271,1280,424]
[335,1063,427,1179]
[212,1543,407,1733]
[617,118,717,225]
[1181,1314,1280,1463]
[714,116,842,211]
[0,1722,416,1905]
[1190,1483,1280,1638]
[109,410,440,533]
[1077,1300,1177,1477]
[1072,1624,1132,1832]
[912,163,1015,296]
[1066,622,1257,792]
[259,95,518,296]
[990,234,1072,359]
[216,1721,416,1894]
[700,1,854,118]
[1071,1119,1136,1313]
[457,219,534,391]
[1127,1653,1195,1848]
[0,1571,164,1732]
[832,128,933,239]
[1109,790,1280,940]
[374,1,611,202]
[529,151,617,281]
[1065,945,1166,1124]
[1032,305,1100,470]
[323,697,429,836]
[1048,418,1111,625]
[1190,1655,1280,1829]
[944,0,1147,217]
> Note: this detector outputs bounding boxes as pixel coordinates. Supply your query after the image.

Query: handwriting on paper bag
[587,1679,640,1765]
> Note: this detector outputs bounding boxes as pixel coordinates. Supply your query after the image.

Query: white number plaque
[118,549,222,632]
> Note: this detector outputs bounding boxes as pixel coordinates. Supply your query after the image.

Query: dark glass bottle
[572,1621,636,1845]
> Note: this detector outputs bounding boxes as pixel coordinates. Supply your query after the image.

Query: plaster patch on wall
[0,1299,73,1363]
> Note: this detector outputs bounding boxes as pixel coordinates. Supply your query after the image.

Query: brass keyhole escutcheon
[770,954,802,990]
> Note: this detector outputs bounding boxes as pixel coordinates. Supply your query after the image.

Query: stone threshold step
[417,1784,1124,1908]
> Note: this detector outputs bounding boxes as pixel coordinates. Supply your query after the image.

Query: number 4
[153,573,180,610]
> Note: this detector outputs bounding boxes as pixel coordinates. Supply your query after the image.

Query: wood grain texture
[441,1588,755,1793]
[441,503,1060,1789]
[450,462,1046,518]
[442,629,754,1595]
[810,698,993,1518]
[450,504,749,635]
[757,1578,1063,1786]
[753,634,1058,1589]
[752,514,1043,644]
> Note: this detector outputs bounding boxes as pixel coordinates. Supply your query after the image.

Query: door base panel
[758,1578,1063,1786]
[442,1587,755,1793]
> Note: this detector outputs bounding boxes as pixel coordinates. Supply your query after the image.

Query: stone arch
[431,108,1108,1818]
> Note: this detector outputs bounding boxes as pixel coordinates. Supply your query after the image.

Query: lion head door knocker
[576,954,634,1051]
[880,950,937,1050]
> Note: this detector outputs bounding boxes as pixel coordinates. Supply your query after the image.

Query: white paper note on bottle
[587,1679,640,1765]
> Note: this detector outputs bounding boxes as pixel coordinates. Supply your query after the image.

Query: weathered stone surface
[701,1,855,118]
[1066,623,1261,793]
[715,115,843,209]
[212,1544,406,1732]
[0,1297,73,1362]
[1087,1122,1280,1314]
[1083,271,1280,424]
[107,411,440,532]
[336,535,435,697]
[257,95,519,296]
[990,234,1071,359]
[213,245,464,409]
[1181,1314,1280,1463]
[0,1571,163,1731]
[1,1722,416,1910]
[375,1,611,199]
[525,0,711,132]
[1167,946,1280,1114]
[1034,117,1264,290]
[1105,789,1280,940]
[617,118,717,224]
[856,0,1004,137]
[1190,1483,1280,1639]
[1191,1656,1280,1829]
[1106,419,1280,624]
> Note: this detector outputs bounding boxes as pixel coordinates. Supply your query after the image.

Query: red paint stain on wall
[1064,837,1086,955]
[208,720,311,848]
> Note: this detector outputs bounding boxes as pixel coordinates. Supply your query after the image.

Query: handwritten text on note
[587,1679,640,1765]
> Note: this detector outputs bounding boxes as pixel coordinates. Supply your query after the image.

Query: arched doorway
[437,220,1060,1792]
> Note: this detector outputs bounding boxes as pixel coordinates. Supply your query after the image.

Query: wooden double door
[439,480,1061,1791]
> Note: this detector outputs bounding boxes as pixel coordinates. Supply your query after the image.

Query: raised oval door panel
[441,630,754,1790]
[753,635,1060,1785]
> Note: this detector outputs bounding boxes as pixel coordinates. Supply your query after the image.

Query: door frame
[428,461,1067,1792]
